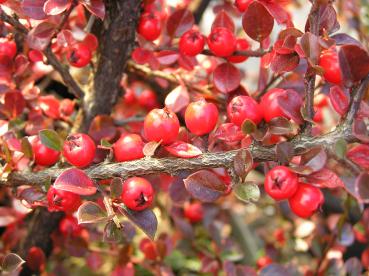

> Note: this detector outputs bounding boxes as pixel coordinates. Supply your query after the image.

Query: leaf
[271,52,300,74]
[211,10,235,33]
[299,32,320,65]
[4,91,26,119]
[27,22,56,51]
[77,201,107,224]
[212,123,244,143]
[331,33,362,47]
[329,86,349,116]
[119,207,158,240]
[242,1,274,42]
[19,187,45,205]
[275,141,294,164]
[355,173,369,203]
[339,45,369,87]
[165,85,189,113]
[241,120,256,135]
[300,147,327,173]
[261,1,289,25]
[344,257,363,276]
[22,0,47,20]
[213,63,241,93]
[54,168,96,196]
[88,115,117,143]
[21,137,33,159]
[347,144,369,170]
[2,253,25,273]
[306,168,344,189]
[80,0,105,20]
[156,50,179,65]
[39,129,62,151]
[305,4,339,35]
[184,170,226,202]
[169,174,190,205]
[43,0,71,15]
[110,177,123,199]
[0,208,19,227]
[166,9,194,37]
[268,117,293,135]
[233,182,260,203]
[233,149,253,180]
[143,141,161,157]
[103,221,124,243]
[334,138,347,159]
[352,119,369,143]
[276,89,304,124]
[165,141,202,158]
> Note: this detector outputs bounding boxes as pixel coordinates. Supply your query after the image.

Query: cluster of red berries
[124,82,159,110]
[264,166,324,218]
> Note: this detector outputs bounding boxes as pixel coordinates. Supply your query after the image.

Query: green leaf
[103,220,124,243]
[39,129,62,151]
[21,137,33,159]
[335,138,347,159]
[101,139,112,147]
[241,119,256,135]
[233,182,260,203]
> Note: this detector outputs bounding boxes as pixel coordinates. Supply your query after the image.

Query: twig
[345,74,369,125]
[193,0,212,24]
[94,182,121,228]
[114,116,145,126]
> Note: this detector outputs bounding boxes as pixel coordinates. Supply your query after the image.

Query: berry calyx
[207,27,236,57]
[179,30,205,56]
[144,108,180,145]
[227,38,250,63]
[32,137,60,166]
[227,96,263,126]
[113,133,145,162]
[319,47,342,85]
[260,88,287,122]
[264,166,299,200]
[137,12,161,41]
[67,43,92,68]
[0,37,17,59]
[121,177,154,211]
[59,216,83,237]
[288,183,324,218]
[184,202,204,223]
[47,186,81,213]
[185,99,219,136]
[62,133,96,168]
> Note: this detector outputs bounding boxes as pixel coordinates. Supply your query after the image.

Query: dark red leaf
[300,147,327,173]
[306,168,344,188]
[211,123,244,143]
[54,168,96,196]
[156,50,179,65]
[270,52,300,73]
[347,144,369,170]
[165,141,202,158]
[353,119,369,143]
[4,91,26,119]
[166,9,194,37]
[88,115,117,143]
[331,33,362,47]
[329,86,349,116]
[213,63,241,93]
[275,141,294,164]
[242,1,274,42]
[355,173,369,203]
[276,89,304,124]
[27,22,56,51]
[80,0,105,20]
[169,173,190,205]
[14,54,30,77]
[178,54,197,71]
[43,0,71,15]
[233,149,253,180]
[299,32,320,65]
[339,45,369,86]
[22,0,47,20]
[260,1,289,24]
[211,10,235,33]
[305,4,339,35]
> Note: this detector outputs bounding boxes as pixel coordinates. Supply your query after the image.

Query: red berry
[185,100,219,136]
[144,108,180,145]
[62,133,96,168]
[32,137,60,166]
[264,166,299,200]
[0,37,17,59]
[179,30,205,56]
[227,96,263,126]
[256,256,273,270]
[59,216,82,237]
[124,88,137,104]
[113,133,144,162]
[67,43,92,68]
[235,0,252,12]
[137,12,161,41]
[361,248,369,268]
[121,177,154,211]
[207,27,236,57]
[26,247,46,272]
[138,89,158,110]
[260,88,287,122]
[184,202,204,223]
[140,238,157,260]
[227,38,250,63]
[47,186,81,213]
[59,99,75,116]
[319,47,342,85]
[288,183,324,218]
[28,49,43,62]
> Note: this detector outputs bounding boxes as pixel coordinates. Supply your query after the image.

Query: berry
[227,38,250,63]
[67,43,92,68]
[140,238,157,260]
[32,137,60,166]
[62,133,96,168]
[184,202,204,223]
[207,27,236,57]
[185,100,219,135]
[47,186,81,213]
[288,183,324,218]
[361,248,369,268]
[137,12,161,41]
[319,47,342,85]
[28,50,43,62]
[235,0,252,12]
[113,133,145,162]
[179,30,205,56]
[26,247,45,272]
[256,256,273,270]
[59,216,82,237]
[0,37,17,59]
[138,89,158,110]
[260,88,287,122]
[144,108,179,145]
[121,177,154,211]
[227,96,263,126]
[264,166,299,200]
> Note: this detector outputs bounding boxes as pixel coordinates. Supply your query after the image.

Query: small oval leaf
[165,141,202,158]
[54,168,96,196]
[39,129,62,151]
[77,201,107,224]
[233,182,260,203]
[2,253,25,273]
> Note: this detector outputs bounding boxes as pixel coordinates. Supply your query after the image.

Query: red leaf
[211,10,235,33]
[260,1,289,24]
[211,123,244,143]
[155,50,179,65]
[178,54,197,71]
[80,0,105,20]
[242,1,274,42]
[355,173,369,203]
[329,86,349,116]
[54,168,96,196]
[27,22,56,51]
[88,115,117,143]
[347,144,369,170]
[306,168,344,188]
[276,89,304,124]
[38,95,60,119]
[131,47,156,65]
[14,54,30,77]
[299,32,320,65]
[165,85,189,113]
[339,45,369,86]
[22,0,47,20]
[165,141,202,158]
[305,4,339,35]
[56,29,76,47]
[213,63,241,93]
[270,52,300,73]
[43,0,71,15]
[4,91,26,119]
[353,119,369,143]
[166,9,194,37]
[300,147,327,173]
